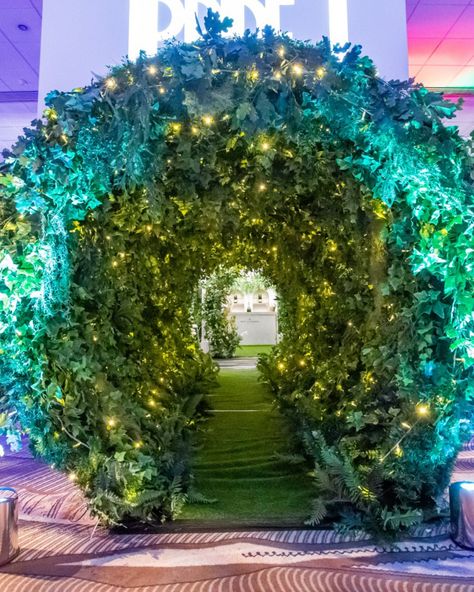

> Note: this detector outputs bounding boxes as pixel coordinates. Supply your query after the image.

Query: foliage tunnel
[0,15,473,532]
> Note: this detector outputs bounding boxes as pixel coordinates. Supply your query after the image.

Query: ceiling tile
[406,1,420,20]
[409,65,424,78]
[419,0,470,4]
[13,40,40,71]
[428,38,474,64]
[407,37,441,64]
[408,4,467,37]
[450,65,474,85]
[0,1,33,8]
[414,64,464,86]
[0,7,41,44]
[29,0,42,15]
[446,5,474,35]
[0,41,38,91]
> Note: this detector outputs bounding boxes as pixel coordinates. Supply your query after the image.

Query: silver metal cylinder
[0,487,19,565]
[450,481,474,550]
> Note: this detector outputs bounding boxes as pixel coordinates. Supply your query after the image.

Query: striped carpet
[0,437,472,590]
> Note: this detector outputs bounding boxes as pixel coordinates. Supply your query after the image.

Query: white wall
[0,103,36,155]
[347,0,408,81]
[38,0,130,110]
[234,312,278,345]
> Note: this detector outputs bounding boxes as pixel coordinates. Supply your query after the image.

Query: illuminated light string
[381,404,431,462]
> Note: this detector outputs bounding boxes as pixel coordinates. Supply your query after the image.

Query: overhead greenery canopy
[0,12,473,532]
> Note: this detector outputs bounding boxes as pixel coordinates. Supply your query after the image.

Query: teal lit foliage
[0,11,473,530]
[198,268,241,359]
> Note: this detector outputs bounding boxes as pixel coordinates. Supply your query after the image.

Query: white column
[38,0,131,112]
[342,0,409,81]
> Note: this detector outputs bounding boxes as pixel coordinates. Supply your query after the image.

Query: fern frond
[305,497,328,526]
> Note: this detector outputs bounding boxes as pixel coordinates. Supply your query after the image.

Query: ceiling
[0,0,472,94]
[0,0,41,94]
[407,0,474,87]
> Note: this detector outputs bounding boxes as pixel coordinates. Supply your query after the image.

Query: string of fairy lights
[42,45,434,472]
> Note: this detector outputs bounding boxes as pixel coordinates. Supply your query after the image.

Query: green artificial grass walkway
[234,344,273,357]
[180,369,314,526]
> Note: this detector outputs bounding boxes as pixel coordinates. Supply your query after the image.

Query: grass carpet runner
[234,344,273,357]
[179,368,315,525]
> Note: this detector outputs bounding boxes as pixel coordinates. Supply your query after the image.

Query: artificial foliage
[231,269,272,302]
[195,267,241,358]
[0,11,473,530]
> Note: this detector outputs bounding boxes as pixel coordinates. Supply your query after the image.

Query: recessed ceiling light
[17,24,29,32]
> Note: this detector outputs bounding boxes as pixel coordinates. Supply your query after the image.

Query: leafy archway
[0,14,473,532]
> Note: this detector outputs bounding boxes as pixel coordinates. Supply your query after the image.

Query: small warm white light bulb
[416,404,429,417]
[292,63,304,76]
[105,77,117,90]
[316,67,326,78]
[261,141,270,151]
[248,69,259,82]
[202,115,214,126]
[277,46,285,58]
[148,64,158,75]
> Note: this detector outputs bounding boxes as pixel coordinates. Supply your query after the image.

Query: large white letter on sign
[129,0,159,58]
[328,0,349,47]
[225,1,295,35]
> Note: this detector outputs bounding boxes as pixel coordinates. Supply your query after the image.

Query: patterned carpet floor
[0,437,472,591]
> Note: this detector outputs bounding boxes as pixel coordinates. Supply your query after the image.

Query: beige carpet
[0,437,472,591]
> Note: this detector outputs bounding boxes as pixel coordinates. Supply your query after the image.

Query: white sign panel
[128,0,333,58]
[38,0,408,110]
